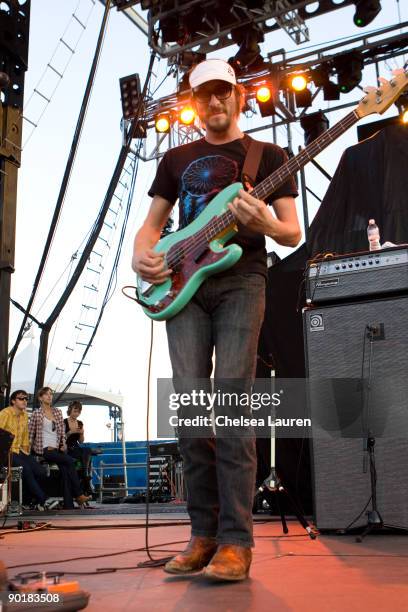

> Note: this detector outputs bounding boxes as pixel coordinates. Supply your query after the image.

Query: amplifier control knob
[362,261,366,266]
[348,263,353,268]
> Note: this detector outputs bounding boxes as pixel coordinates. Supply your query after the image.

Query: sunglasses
[16,396,29,401]
[52,421,56,432]
[192,81,233,104]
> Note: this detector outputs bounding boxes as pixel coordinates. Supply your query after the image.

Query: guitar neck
[252,109,359,201]
[215,109,360,235]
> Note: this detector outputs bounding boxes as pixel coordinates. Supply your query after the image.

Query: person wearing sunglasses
[29,387,91,509]
[132,59,300,582]
[0,390,58,510]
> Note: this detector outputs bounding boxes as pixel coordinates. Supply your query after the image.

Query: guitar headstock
[356,67,408,118]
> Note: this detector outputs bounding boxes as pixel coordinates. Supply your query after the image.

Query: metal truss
[267,20,408,74]
[111,0,355,57]
[274,0,310,45]
[133,21,408,163]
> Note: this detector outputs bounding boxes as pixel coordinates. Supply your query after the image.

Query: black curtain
[307,124,408,256]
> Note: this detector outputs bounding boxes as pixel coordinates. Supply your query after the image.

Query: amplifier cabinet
[303,295,408,530]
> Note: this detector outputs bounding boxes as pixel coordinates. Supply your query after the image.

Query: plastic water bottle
[367,219,381,251]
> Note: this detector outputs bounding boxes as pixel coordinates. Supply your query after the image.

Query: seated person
[0,390,57,510]
[64,401,93,495]
[29,387,91,509]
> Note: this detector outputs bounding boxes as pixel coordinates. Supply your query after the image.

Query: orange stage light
[256,85,272,103]
[179,105,196,125]
[291,74,308,92]
[402,109,408,124]
[155,114,171,133]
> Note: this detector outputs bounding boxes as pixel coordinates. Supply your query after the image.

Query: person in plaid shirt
[29,387,91,509]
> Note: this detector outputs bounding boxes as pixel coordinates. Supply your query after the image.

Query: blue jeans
[11,453,47,505]
[166,273,266,547]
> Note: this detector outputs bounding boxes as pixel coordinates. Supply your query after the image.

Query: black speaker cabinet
[303,295,408,530]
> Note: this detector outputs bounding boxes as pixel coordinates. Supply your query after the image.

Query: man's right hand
[133,248,172,285]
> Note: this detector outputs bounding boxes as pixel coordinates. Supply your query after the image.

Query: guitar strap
[241,133,264,191]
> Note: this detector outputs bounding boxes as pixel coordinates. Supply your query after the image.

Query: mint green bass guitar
[135,71,408,321]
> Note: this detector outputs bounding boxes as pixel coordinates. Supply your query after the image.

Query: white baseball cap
[189,59,237,89]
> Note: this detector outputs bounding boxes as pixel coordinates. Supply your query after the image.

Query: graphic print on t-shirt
[179,155,239,228]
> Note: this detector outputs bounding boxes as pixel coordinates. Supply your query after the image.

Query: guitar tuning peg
[363,86,377,93]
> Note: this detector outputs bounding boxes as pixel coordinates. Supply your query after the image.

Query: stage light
[285,73,311,107]
[310,65,340,100]
[403,110,408,124]
[179,51,206,71]
[295,88,312,109]
[256,86,272,103]
[290,74,308,92]
[323,81,340,101]
[155,114,171,133]
[300,111,329,146]
[353,1,382,27]
[255,85,275,117]
[310,65,328,88]
[230,26,265,72]
[334,51,364,93]
[179,105,196,125]
[119,73,141,120]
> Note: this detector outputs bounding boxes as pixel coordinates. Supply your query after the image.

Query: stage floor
[2,507,408,611]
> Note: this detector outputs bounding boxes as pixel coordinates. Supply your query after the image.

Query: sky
[10,0,408,443]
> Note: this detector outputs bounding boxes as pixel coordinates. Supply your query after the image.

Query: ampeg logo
[310,313,324,332]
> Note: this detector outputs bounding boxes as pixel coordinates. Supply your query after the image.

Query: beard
[204,112,232,133]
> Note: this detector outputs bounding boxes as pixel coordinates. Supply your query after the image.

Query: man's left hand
[228,189,270,234]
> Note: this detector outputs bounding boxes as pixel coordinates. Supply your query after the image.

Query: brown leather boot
[203,545,252,581]
[164,536,218,575]
[75,494,92,506]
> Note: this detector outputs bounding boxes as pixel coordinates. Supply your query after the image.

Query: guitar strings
[166,111,358,269]
[165,111,359,270]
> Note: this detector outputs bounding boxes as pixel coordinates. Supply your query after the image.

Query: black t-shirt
[148,136,298,277]
[64,417,83,449]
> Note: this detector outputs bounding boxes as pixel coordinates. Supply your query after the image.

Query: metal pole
[272,114,277,144]
[99,461,104,503]
[33,325,50,407]
[119,406,128,496]
[0,107,22,408]
[298,145,310,239]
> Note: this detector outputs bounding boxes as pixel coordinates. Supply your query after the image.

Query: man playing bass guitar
[132,58,301,581]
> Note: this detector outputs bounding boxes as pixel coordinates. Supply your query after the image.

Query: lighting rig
[125,39,407,158]
[110,1,386,57]
[114,1,405,162]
